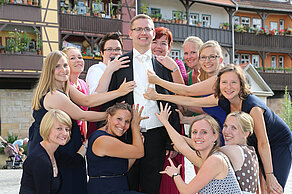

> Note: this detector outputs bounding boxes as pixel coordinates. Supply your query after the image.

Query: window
[241,54,250,64]
[202,14,211,27]
[241,17,251,27]
[151,8,161,15]
[189,13,199,25]
[279,56,284,68]
[234,54,240,65]
[252,55,260,68]
[0,37,2,46]
[279,20,285,31]
[270,21,278,31]
[172,10,186,20]
[271,56,277,69]
[171,50,181,61]
[234,16,240,25]
[252,18,262,29]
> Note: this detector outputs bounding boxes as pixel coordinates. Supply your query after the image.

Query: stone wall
[0,89,34,138]
[267,97,284,116]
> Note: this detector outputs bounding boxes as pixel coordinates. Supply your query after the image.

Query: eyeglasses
[199,55,219,61]
[131,27,153,33]
[103,48,122,52]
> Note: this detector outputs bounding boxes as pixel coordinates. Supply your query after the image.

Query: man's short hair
[130,14,153,29]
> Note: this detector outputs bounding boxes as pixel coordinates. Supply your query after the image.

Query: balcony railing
[154,21,232,47]
[0,4,41,22]
[258,71,292,91]
[235,33,292,53]
[0,54,43,78]
[59,13,123,34]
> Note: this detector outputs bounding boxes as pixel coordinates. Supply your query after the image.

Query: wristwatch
[172,172,180,179]
[172,66,178,73]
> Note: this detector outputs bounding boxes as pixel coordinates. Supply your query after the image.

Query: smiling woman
[86,103,146,194]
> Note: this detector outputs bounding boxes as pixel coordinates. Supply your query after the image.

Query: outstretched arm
[69,78,135,108]
[155,103,200,167]
[144,88,218,108]
[147,70,216,96]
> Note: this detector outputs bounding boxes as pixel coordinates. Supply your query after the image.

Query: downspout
[230,0,238,63]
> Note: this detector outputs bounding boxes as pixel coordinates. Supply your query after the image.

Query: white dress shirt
[85,62,107,95]
[133,48,163,131]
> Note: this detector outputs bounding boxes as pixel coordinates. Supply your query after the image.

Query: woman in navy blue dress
[87,103,146,194]
[144,64,292,193]
[20,109,87,194]
[28,51,135,194]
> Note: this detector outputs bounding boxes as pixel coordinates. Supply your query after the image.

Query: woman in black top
[20,109,87,194]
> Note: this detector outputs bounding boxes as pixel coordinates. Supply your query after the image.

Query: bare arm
[143,88,218,108]
[161,154,227,194]
[92,105,146,159]
[250,107,283,194]
[95,56,130,93]
[155,56,184,84]
[69,78,135,107]
[44,91,106,122]
[147,70,216,96]
[155,103,201,167]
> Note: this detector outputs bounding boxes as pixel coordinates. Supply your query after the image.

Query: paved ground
[0,165,292,194]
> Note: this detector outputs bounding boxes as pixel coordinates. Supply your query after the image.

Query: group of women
[19,23,292,194]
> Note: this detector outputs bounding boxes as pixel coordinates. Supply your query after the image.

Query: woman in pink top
[63,47,88,140]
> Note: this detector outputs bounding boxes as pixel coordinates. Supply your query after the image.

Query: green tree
[280,86,292,130]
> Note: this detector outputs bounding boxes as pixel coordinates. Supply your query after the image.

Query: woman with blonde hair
[220,112,259,193]
[156,103,241,193]
[20,109,87,194]
[62,47,88,140]
[28,50,135,194]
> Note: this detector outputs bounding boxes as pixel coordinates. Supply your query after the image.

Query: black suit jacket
[102,51,181,149]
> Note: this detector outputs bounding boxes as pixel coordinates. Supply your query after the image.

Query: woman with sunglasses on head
[86,32,133,138]
[144,64,291,193]
[87,103,146,194]
[62,47,88,141]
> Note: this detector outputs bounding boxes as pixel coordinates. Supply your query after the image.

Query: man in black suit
[103,14,181,194]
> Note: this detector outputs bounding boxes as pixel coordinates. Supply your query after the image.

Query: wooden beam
[0,24,7,32]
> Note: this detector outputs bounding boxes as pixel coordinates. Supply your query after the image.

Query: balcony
[0,4,41,22]
[154,21,232,47]
[59,13,123,35]
[0,54,43,78]
[258,71,292,91]
[235,33,292,53]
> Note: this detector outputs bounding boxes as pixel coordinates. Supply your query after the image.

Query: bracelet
[172,66,178,73]
[172,172,180,179]
[83,144,87,149]
[266,172,274,175]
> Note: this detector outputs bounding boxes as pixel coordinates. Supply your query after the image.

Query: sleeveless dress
[219,94,292,188]
[236,145,259,194]
[27,94,87,194]
[199,152,241,194]
[87,130,143,194]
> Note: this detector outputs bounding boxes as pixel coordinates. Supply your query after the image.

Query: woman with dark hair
[144,64,291,193]
[87,103,146,194]
[86,32,133,138]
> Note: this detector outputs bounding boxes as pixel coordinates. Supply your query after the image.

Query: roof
[235,0,292,13]
[191,0,236,7]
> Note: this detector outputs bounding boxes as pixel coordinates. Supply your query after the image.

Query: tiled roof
[235,0,292,12]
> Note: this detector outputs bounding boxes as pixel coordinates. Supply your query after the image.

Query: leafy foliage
[280,86,292,131]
